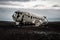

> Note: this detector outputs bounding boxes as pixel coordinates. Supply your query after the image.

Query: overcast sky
[0,0,60,21]
[0,0,60,9]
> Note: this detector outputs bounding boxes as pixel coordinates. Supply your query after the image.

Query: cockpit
[15,11,22,14]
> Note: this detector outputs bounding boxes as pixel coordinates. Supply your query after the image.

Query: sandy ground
[0,21,60,40]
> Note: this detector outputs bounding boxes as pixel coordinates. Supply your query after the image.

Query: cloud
[0,1,24,6]
[0,0,30,2]
[52,4,60,7]
[33,4,45,8]
[0,0,60,9]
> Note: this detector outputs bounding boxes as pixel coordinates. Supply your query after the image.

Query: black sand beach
[0,21,60,40]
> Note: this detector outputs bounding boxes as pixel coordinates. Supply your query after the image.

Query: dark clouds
[0,2,9,5]
[34,4,45,7]
[52,5,60,7]
[0,0,30,2]
[0,0,47,2]
[0,2,18,6]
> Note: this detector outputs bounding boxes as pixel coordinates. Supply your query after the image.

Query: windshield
[15,11,22,14]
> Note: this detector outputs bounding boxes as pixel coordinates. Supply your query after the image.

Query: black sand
[0,21,60,40]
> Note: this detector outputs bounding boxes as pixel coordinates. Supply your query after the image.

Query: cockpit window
[43,16,46,18]
[15,11,22,14]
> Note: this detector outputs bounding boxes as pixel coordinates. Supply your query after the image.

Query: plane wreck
[12,10,48,27]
